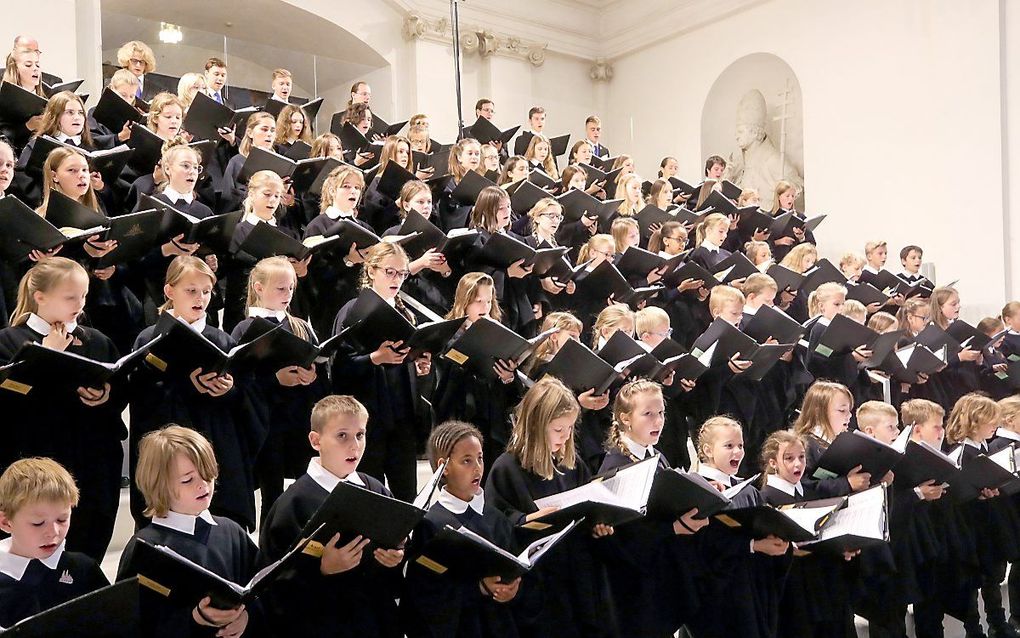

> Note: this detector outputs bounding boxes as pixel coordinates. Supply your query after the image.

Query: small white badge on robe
[58,570,74,585]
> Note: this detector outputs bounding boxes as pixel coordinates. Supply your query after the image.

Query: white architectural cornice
[403,12,549,66]
[393,0,768,66]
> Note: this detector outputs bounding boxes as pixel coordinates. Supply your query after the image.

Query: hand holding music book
[415,520,579,582]
[340,288,465,357]
[131,533,314,610]
[0,196,100,262]
[523,456,658,532]
[810,430,903,485]
[299,481,424,550]
[443,319,556,380]
[713,496,846,542]
[237,220,340,261]
[541,338,620,395]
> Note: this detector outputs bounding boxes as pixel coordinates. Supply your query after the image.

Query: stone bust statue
[724,89,803,209]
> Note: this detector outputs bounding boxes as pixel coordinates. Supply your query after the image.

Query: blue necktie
[214,92,223,105]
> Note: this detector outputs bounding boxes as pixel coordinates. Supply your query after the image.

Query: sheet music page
[811,485,886,541]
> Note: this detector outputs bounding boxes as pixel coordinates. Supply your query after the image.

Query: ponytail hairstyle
[497,156,528,186]
[928,286,959,330]
[647,221,687,255]
[694,212,729,247]
[744,240,771,266]
[591,303,635,349]
[469,186,510,233]
[239,112,276,157]
[243,170,286,217]
[310,133,343,159]
[1000,301,1020,326]
[396,180,432,220]
[867,311,897,333]
[525,311,582,375]
[319,165,366,213]
[946,392,1001,445]
[39,147,100,213]
[377,135,413,174]
[759,429,807,485]
[37,91,94,147]
[896,297,930,333]
[274,104,313,145]
[606,379,664,457]
[793,380,853,442]
[11,257,89,326]
[576,234,615,266]
[646,178,672,208]
[157,136,202,194]
[807,282,847,319]
[658,156,678,178]
[357,242,414,323]
[3,47,45,96]
[507,376,580,479]
[448,138,482,182]
[524,134,558,180]
[427,420,485,475]
[611,216,639,254]
[159,255,217,313]
[560,164,587,191]
[696,416,742,464]
[778,242,818,274]
[245,256,309,340]
[446,272,502,322]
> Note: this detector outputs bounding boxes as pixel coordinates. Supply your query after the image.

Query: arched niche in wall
[100,0,394,132]
[701,52,804,210]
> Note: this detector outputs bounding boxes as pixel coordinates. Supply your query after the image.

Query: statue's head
[735,90,767,149]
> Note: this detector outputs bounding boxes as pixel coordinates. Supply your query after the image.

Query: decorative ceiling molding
[394,0,768,72]
[403,12,548,66]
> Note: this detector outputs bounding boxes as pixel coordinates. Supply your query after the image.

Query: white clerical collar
[436,487,485,515]
[901,271,921,279]
[55,133,82,146]
[963,437,986,451]
[863,264,881,274]
[996,428,1020,442]
[766,473,804,497]
[701,240,721,252]
[271,94,289,103]
[243,212,276,227]
[151,509,217,536]
[696,464,734,485]
[27,313,76,336]
[816,315,831,327]
[169,310,206,334]
[324,205,355,221]
[622,434,653,461]
[307,457,365,493]
[743,304,759,316]
[163,187,194,204]
[1008,329,1020,336]
[248,307,287,321]
[0,537,64,581]
[810,425,832,443]
[596,335,608,351]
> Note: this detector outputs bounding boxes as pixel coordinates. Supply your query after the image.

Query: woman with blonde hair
[218,111,277,213]
[116,40,156,99]
[0,46,45,149]
[330,242,431,501]
[176,72,207,112]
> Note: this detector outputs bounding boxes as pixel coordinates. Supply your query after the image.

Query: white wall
[603,0,1009,321]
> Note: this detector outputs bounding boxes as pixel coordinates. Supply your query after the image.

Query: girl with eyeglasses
[330,242,432,501]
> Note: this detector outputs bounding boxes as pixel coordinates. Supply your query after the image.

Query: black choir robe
[302,212,372,339]
[484,452,619,638]
[116,515,262,638]
[401,496,522,637]
[128,319,269,530]
[0,547,109,628]
[0,323,128,561]
[258,472,403,638]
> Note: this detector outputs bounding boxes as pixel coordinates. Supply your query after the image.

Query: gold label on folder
[0,379,31,395]
[521,521,552,531]
[714,514,740,528]
[415,556,448,574]
[302,540,324,558]
[444,349,468,365]
[145,353,168,372]
[138,575,171,597]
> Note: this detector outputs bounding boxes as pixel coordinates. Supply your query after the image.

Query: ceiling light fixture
[159,22,183,44]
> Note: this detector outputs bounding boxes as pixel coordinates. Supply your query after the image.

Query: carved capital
[590,58,613,82]
[403,12,547,67]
